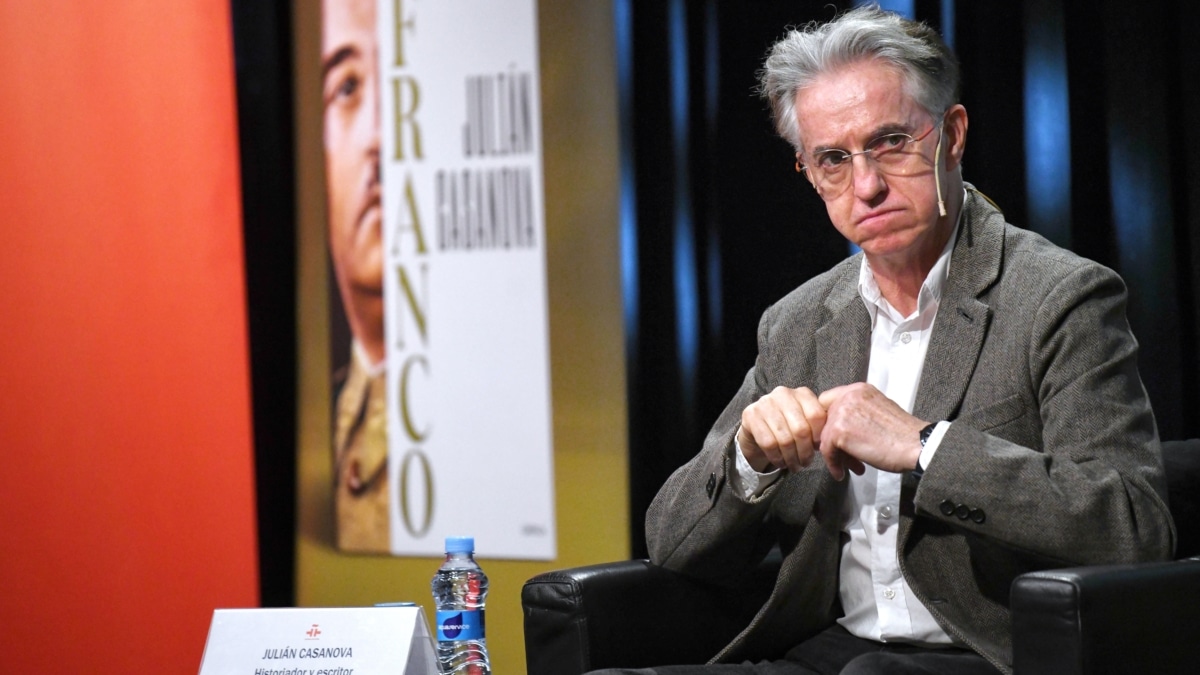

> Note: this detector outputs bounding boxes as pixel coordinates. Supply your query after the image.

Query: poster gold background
[294,2,627,672]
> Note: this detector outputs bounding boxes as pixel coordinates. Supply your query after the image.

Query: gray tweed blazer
[645,186,1175,674]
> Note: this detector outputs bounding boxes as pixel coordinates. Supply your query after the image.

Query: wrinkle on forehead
[795,60,922,154]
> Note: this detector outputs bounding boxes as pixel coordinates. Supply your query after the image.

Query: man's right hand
[737,386,829,474]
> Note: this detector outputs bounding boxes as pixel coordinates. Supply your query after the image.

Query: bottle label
[435,609,485,642]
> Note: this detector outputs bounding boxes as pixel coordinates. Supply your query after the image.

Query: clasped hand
[736,383,926,481]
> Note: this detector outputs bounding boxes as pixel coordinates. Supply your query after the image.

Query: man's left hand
[817,383,927,480]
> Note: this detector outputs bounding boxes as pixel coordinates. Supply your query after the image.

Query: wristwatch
[912,422,938,480]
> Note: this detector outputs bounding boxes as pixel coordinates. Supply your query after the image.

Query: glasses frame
[795,116,944,197]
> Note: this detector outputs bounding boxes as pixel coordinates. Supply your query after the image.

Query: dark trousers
[585,624,1001,675]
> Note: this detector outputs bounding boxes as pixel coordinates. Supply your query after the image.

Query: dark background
[232,0,1200,597]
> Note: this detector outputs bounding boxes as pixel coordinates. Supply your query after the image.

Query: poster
[321,0,555,559]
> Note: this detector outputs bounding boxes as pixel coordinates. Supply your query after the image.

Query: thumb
[817,385,848,409]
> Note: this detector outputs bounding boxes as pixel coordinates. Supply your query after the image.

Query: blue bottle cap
[445,536,475,553]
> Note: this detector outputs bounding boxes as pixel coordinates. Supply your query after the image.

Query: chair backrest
[1162,439,1200,559]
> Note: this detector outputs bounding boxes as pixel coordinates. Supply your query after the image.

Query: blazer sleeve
[913,258,1175,565]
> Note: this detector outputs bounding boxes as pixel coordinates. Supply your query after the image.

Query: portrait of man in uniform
[321,0,389,552]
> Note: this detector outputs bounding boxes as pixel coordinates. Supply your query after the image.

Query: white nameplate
[198,605,437,675]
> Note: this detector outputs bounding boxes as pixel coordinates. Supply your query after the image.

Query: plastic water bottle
[431,536,490,674]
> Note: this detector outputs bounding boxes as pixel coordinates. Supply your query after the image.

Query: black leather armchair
[523,440,1200,674]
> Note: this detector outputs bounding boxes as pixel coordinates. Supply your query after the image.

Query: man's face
[795,60,946,262]
[322,0,382,301]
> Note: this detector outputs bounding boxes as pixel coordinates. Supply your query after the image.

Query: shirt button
[879,505,893,520]
[883,588,896,600]
[899,332,912,344]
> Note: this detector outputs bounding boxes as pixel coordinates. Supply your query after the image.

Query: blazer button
[969,508,986,524]
[706,473,717,499]
[939,500,956,516]
[954,504,971,520]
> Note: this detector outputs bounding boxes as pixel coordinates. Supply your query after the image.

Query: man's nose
[850,153,885,201]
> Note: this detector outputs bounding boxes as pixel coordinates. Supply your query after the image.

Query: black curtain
[621,0,1200,557]
[230,0,296,607]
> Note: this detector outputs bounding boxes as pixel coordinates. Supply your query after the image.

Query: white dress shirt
[835,228,955,645]
[733,211,961,646]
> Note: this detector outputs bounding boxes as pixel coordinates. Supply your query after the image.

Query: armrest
[521,559,776,675]
[1011,557,1200,675]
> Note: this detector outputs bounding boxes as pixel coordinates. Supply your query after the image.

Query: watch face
[919,422,938,447]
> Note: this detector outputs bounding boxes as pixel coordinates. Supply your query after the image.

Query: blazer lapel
[912,186,1004,423]
[815,262,872,394]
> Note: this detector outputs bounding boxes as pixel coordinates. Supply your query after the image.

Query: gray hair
[758,6,960,152]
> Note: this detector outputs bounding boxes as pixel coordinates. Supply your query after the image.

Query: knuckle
[784,408,809,429]
[742,402,763,422]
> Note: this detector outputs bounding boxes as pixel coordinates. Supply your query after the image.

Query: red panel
[0,1,259,671]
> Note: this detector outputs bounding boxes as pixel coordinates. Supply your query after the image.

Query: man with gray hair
[593,6,1173,675]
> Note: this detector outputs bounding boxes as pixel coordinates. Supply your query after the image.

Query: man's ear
[943,104,968,172]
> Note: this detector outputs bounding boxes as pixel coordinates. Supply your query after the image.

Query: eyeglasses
[796,119,943,199]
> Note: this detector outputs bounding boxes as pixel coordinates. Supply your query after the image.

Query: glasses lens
[802,126,936,198]
[867,133,912,164]
[802,151,846,193]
